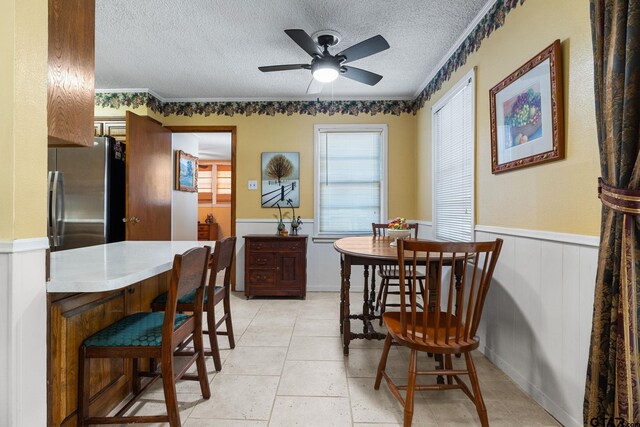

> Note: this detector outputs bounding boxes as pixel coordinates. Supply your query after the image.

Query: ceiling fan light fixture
[312,66,339,83]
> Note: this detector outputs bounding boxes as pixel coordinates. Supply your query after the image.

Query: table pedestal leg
[370,267,377,313]
[339,256,344,334]
[342,257,351,355]
[363,265,370,333]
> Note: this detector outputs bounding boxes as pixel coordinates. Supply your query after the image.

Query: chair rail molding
[0,237,49,253]
[475,224,599,247]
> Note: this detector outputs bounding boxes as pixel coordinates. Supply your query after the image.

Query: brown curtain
[584,0,640,422]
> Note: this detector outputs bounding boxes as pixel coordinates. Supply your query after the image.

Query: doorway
[168,126,237,241]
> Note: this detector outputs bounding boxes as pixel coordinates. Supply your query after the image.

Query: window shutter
[433,73,474,242]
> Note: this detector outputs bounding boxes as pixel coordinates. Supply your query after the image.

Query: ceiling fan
[259,29,390,90]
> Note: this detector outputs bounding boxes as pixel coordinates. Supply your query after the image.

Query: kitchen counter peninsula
[47,240,213,427]
[47,240,214,293]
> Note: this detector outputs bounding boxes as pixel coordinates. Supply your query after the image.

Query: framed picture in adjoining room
[175,150,198,192]
[261,152,299,208]
[489,39,564,174]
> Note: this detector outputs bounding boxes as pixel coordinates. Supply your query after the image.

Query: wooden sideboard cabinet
[198,222,218,241]
[243,235,307,299]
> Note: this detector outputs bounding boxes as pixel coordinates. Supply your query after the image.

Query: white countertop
[47,241,215,293]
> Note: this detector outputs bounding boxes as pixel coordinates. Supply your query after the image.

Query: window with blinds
[216,164,232,204]
[198,161,231,205]
[432,69,475,242]
[198,163,213,204]
[314,124,388,236]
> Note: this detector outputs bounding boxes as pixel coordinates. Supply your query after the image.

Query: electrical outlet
[248,180,258,190]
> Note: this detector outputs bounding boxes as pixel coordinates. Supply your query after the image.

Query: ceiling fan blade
[341,66,383,86]
[258,64,310,72]
[337,35,390,64]
[284,29,323,57]
[306,78,323,95]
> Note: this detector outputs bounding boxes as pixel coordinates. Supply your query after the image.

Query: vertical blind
[433,74,474,242]
[317,131,384,234]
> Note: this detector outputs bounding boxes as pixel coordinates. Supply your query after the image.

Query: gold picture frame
[489,40,564,173]
[175,150,198,192]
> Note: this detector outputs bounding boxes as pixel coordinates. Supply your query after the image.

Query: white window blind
[432,70,475,242]
[198,161,231,206]
[198,163,213,205]
[314,125,387,235]
[216,164,232,204]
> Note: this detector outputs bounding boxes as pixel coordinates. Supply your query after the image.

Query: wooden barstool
[77,246,212,427]
[374,238,503,426]
[151,236,237,372]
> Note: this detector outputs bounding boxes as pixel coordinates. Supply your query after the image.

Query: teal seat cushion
[84,312,190,347]
[152,286,222,307]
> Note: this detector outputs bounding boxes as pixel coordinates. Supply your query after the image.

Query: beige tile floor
[122,292,561,426]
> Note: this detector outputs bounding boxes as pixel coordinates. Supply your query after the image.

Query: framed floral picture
[261,152,299,208]
[489,40,564,174]
[175,150,198,192]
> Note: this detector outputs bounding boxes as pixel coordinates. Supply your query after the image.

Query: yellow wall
[0,0,48,240]
[416,0,599,235]
[95,106,418,221]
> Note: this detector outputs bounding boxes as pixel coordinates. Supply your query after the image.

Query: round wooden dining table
[333,236,461,355]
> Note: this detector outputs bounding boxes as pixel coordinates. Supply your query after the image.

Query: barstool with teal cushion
[77,246,212,427]
[151,237,237,372]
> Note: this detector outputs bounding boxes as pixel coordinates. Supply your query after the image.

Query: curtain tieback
[598,177,640,215]
[599,178,640,420]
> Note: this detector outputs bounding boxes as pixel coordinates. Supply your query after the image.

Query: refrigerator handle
[47,171,55,247]
[49,171,65,248]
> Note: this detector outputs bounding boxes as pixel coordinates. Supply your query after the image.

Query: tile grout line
[265,302,297,426]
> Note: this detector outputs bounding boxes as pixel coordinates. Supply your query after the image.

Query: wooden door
[125,111,172,240]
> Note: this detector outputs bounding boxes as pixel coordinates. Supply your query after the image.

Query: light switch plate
[248,180,258,190]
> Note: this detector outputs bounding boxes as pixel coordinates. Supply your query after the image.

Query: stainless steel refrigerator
[47,136,126,251]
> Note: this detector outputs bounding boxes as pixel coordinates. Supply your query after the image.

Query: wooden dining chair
[152,236,237,372]
[77,246,211,427]
[372,223,424,322]
[374,238,503,427]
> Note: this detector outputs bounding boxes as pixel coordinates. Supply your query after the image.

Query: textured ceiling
[95,0,488,100]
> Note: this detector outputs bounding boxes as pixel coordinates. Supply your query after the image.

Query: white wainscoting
[0,238,48,427]
[236,219,597,426]
[418,220,597,427]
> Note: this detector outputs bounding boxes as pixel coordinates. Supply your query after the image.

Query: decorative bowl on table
[387,228,412,246]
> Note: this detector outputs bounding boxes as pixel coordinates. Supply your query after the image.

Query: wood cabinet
[198,223,219,241]
[48,273,169,426]
[243,235,307,299]
[48,0,95,147]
